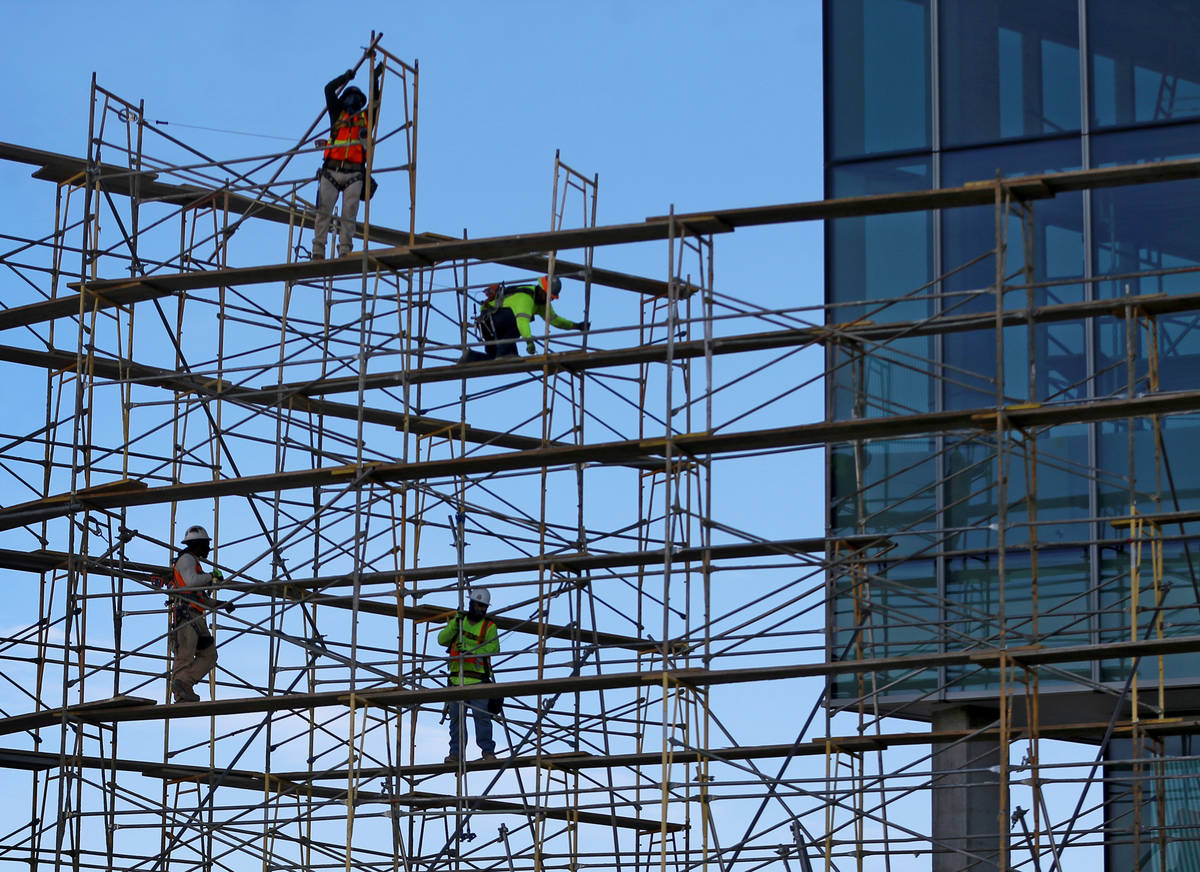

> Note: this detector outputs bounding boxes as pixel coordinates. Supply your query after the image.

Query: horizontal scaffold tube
[4,153,1200,332]
[0,632,1196,737]
[5,388,1200,531]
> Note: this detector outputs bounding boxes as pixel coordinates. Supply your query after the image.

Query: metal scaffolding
[3,36,1200,872]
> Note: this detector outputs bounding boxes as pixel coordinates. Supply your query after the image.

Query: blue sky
[6,0,823,233]
[0,2,888,868]
[0,4,1116,869]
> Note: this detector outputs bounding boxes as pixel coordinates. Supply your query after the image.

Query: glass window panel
[1099,541,1200,684]
[1091,122,1200,299]
[944,436,1004,552]
[941,139,1084,305]
[941,140,1084,408]
[1094,308,1200,402]
[945,549,1092,691]
[1097,415,1200,519]
[827,0,931,159]
[830,557,942,700]
[1106,736,1200,872]
[831,336,935,421]
[943,425,1089,552]
[1021,424,1092,542]
[828,156,933,322]
[830,436,938,540]
[941,0,1081,147]
[1089,0,1200,128]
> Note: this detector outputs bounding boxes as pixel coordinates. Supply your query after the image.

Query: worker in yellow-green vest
[437,587,500,763]
[459,275,590,363]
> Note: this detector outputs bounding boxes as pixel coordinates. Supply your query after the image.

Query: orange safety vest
[324,111,369,164]
[171,561,211,616]
[449,619,494,683]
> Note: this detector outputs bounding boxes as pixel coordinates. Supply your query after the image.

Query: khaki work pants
[313,167,363,258]
[172,618,217,691]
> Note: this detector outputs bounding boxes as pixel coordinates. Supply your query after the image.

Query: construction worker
[459,276,590,363]
[437,588,500,763]
[312,62,384,260]
[168,525,230,703]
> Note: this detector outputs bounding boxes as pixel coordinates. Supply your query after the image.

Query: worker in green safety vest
[459,275,590,363]
[438,587,501,763]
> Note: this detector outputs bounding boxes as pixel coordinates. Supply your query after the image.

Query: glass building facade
[824,4,1200,863]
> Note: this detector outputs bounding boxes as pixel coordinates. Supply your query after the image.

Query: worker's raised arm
[371,61,385,106]
[324,69,354,122]
[436,613,460,648]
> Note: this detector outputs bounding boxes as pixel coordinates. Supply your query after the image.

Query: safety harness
[324,110,368,165]
[449,617,495,684]
[169,555,213,631]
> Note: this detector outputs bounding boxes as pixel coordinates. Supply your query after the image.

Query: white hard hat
[181,525,211,543]
[469,588,491,606]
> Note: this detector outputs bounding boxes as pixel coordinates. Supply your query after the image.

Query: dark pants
[447,698,495,757]
[464,307,521,362]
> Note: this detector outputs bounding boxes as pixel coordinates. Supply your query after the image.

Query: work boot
[480,752,497,762]
[337,245,353,258]
[311,245,326,262]
[172,680,200,703]
[443,754,460,765]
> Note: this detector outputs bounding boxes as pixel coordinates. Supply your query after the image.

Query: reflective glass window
[1106,736,1200,872]
[827,0,931,159]
[1092,122,1200,299]
[828,157,935,416]
[942,425,1089,552]
[941,0,1081,147]
[944,549,1092,691]
[828,156,933,320]
[830,436,938,539]
[830,557,942,700]
[1096,416,1200,519]
[1092,124,1200,421]
[830,336,935,421]
[1099,540,1200,684]
[941,140,1084,408]
[1089,0,1200,128]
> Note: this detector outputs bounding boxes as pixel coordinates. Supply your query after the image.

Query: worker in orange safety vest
[168,525,231,703]
[312,62,384,261]
[437,588,500,763]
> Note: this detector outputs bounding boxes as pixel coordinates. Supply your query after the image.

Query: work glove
[211,568,224,582]
[223,601,235,614]
[375,61,385,78]
[575,320,590,332]
[339,69,354,85]
[525,341,536,356]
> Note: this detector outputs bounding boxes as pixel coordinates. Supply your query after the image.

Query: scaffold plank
[0,140,675,298]
[0,746,680,831]
[260,288,1200,396]
[648,155,1200,226]
[1,633,1196,737]
[5,389,1200,532]
[6,155,1200,334]
[0,342,567,452]
[0,536,845,585]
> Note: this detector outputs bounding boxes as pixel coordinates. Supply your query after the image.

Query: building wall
[825,0,1200,697]
[824,3,1200,867]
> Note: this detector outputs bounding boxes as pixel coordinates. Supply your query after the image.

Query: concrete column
[931,706,1006,871]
